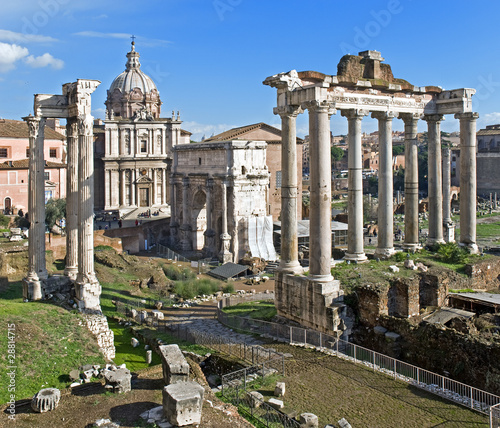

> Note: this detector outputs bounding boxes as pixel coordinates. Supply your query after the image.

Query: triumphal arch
[23,79,102,312]
[264,50,478,334]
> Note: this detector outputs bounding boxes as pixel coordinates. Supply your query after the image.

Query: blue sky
[0,0,499,141]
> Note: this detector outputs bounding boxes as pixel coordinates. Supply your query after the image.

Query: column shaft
[426,115,444,245]
[65,119,79,279]
[373,112,396,258]
[219,180,232,262]
[343,109,368,262]
[455,112,479,252]
[180,176,192,251]
[75,114,101,311]
[277,106,303,273]
[401,113,421,250]
[307,101,334,280]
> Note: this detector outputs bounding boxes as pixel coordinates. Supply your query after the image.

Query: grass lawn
[0,282,106,403]
[221,301,277,321]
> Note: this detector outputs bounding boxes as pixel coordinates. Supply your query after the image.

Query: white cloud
[0,42,29,72]
[0,29,57,44]
[73,31,172,47]
[182,121,236,142]
[24,52,64,69]
[92,14,108,20]
[482,112,500,124]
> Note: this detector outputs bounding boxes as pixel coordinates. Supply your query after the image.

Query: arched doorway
[4,197,12,215]
[191,190,206,251]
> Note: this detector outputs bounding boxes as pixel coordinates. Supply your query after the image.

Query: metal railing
[217,306,500,415]
[491,402,500,428]
[156,243,190,262]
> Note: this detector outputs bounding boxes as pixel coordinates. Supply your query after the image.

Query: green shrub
[163,265,196,281]
[223,283,235,293]
[436,242,469,264]
[392,251,408,262]
[0,213,10,228]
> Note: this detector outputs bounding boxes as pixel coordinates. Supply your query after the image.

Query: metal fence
[491,402,500,428]
[217,307,500,415]
[156,244,190,262]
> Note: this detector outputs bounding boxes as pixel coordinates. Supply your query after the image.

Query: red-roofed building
[0,119,66,214]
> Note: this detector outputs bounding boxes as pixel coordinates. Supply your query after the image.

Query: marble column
[22,115,47,300]
[203,177,216,257]
[306,101,334,281]
[372,111,397,258]
[75,114,101,312]
[455,112,479,253]
[120,170,126,206]
[131,169,136,206]
[64,118,79,279]
[153,168,158,205]
[180,176,192,251]
[400,113,421,251]
[442,146,455,242]
[342,109,369,262]
[276,105,303,274]
[425,115,445,245]
[162,168,167,205]
[169,176,179,247]
[219,180,232,263]
[104,169,110,209]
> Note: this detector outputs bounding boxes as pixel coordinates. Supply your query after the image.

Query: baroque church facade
[94,42,190,213]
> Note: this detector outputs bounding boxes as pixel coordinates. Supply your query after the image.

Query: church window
[140,140,147,153]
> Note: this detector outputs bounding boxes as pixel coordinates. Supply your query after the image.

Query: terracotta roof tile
[0,119,65,140]
[0,160,65,169]
[204,122,303,144]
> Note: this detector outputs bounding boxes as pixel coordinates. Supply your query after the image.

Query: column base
[23,276,43,301]
[307,273,334,283]
[64,266,78,281]
[426,238,445,247]
[374,247,395,259]
[344,252,368,263]
[459,242,479,254]
[278,260,304,275]
[443,221,455,243]
[75,275,102,312]
[402,243,422,252]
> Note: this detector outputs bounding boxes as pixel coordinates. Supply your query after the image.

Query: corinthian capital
[399,112,422,125]
[77,114,94,136]
[454,112,479,121]
[273,105,303,118]
[371,111,398,121]
[341,109,369,120]
[423,114,445,123]
[302,100,336,115]
[23,114,42,137]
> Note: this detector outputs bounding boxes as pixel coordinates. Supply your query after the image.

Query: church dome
[109,42,158,94]
[106,41,162,120]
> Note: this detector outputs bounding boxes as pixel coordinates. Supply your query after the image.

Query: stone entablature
[171,140,270,262]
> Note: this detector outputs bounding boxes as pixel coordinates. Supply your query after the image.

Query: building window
[0,148,8,158]
[44,172,50,180]
[276,171,282,188]
[45,190,53,203]
[140,140,147,153]
[26,148,30,158]
[199,158,202,165]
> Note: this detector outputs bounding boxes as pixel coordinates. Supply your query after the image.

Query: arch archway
[191,190,206,251]
[4,197,11,214]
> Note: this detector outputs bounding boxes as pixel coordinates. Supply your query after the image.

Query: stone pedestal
[162,381,204,427]
[104,367,131,393]
[300,413,319,428]
[159,344,190,385]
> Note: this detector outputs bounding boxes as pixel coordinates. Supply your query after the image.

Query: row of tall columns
[23,115,48,299]
[276,104,480,276]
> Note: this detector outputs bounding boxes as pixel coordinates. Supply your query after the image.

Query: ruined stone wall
[464,257,500,290]
[388,279,420,318]
[357,284,388,326]
[83,314,115,360]
[354,315,500,395]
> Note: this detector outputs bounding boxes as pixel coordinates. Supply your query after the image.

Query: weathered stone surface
[404,259,416,270]
[31,388,61,413]
[104,367,131,393]
[159,344,190,385]
[131,337,139,347]
[248,390,264,408]
[385,331,401,342]
[389,265,399,273]
[274,381,285,397]
[69,369,80,381]
[152,310,164,320]
[338,417,352,428]
[93,419,120,427]
[268,398,284,409]
[146,350,153,364]
[162,381,204,426]
[299,412,318,428]
[373,325,387,335]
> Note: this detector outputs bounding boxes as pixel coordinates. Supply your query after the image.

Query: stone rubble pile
[84,314,116,360]
[68,363,128,388]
